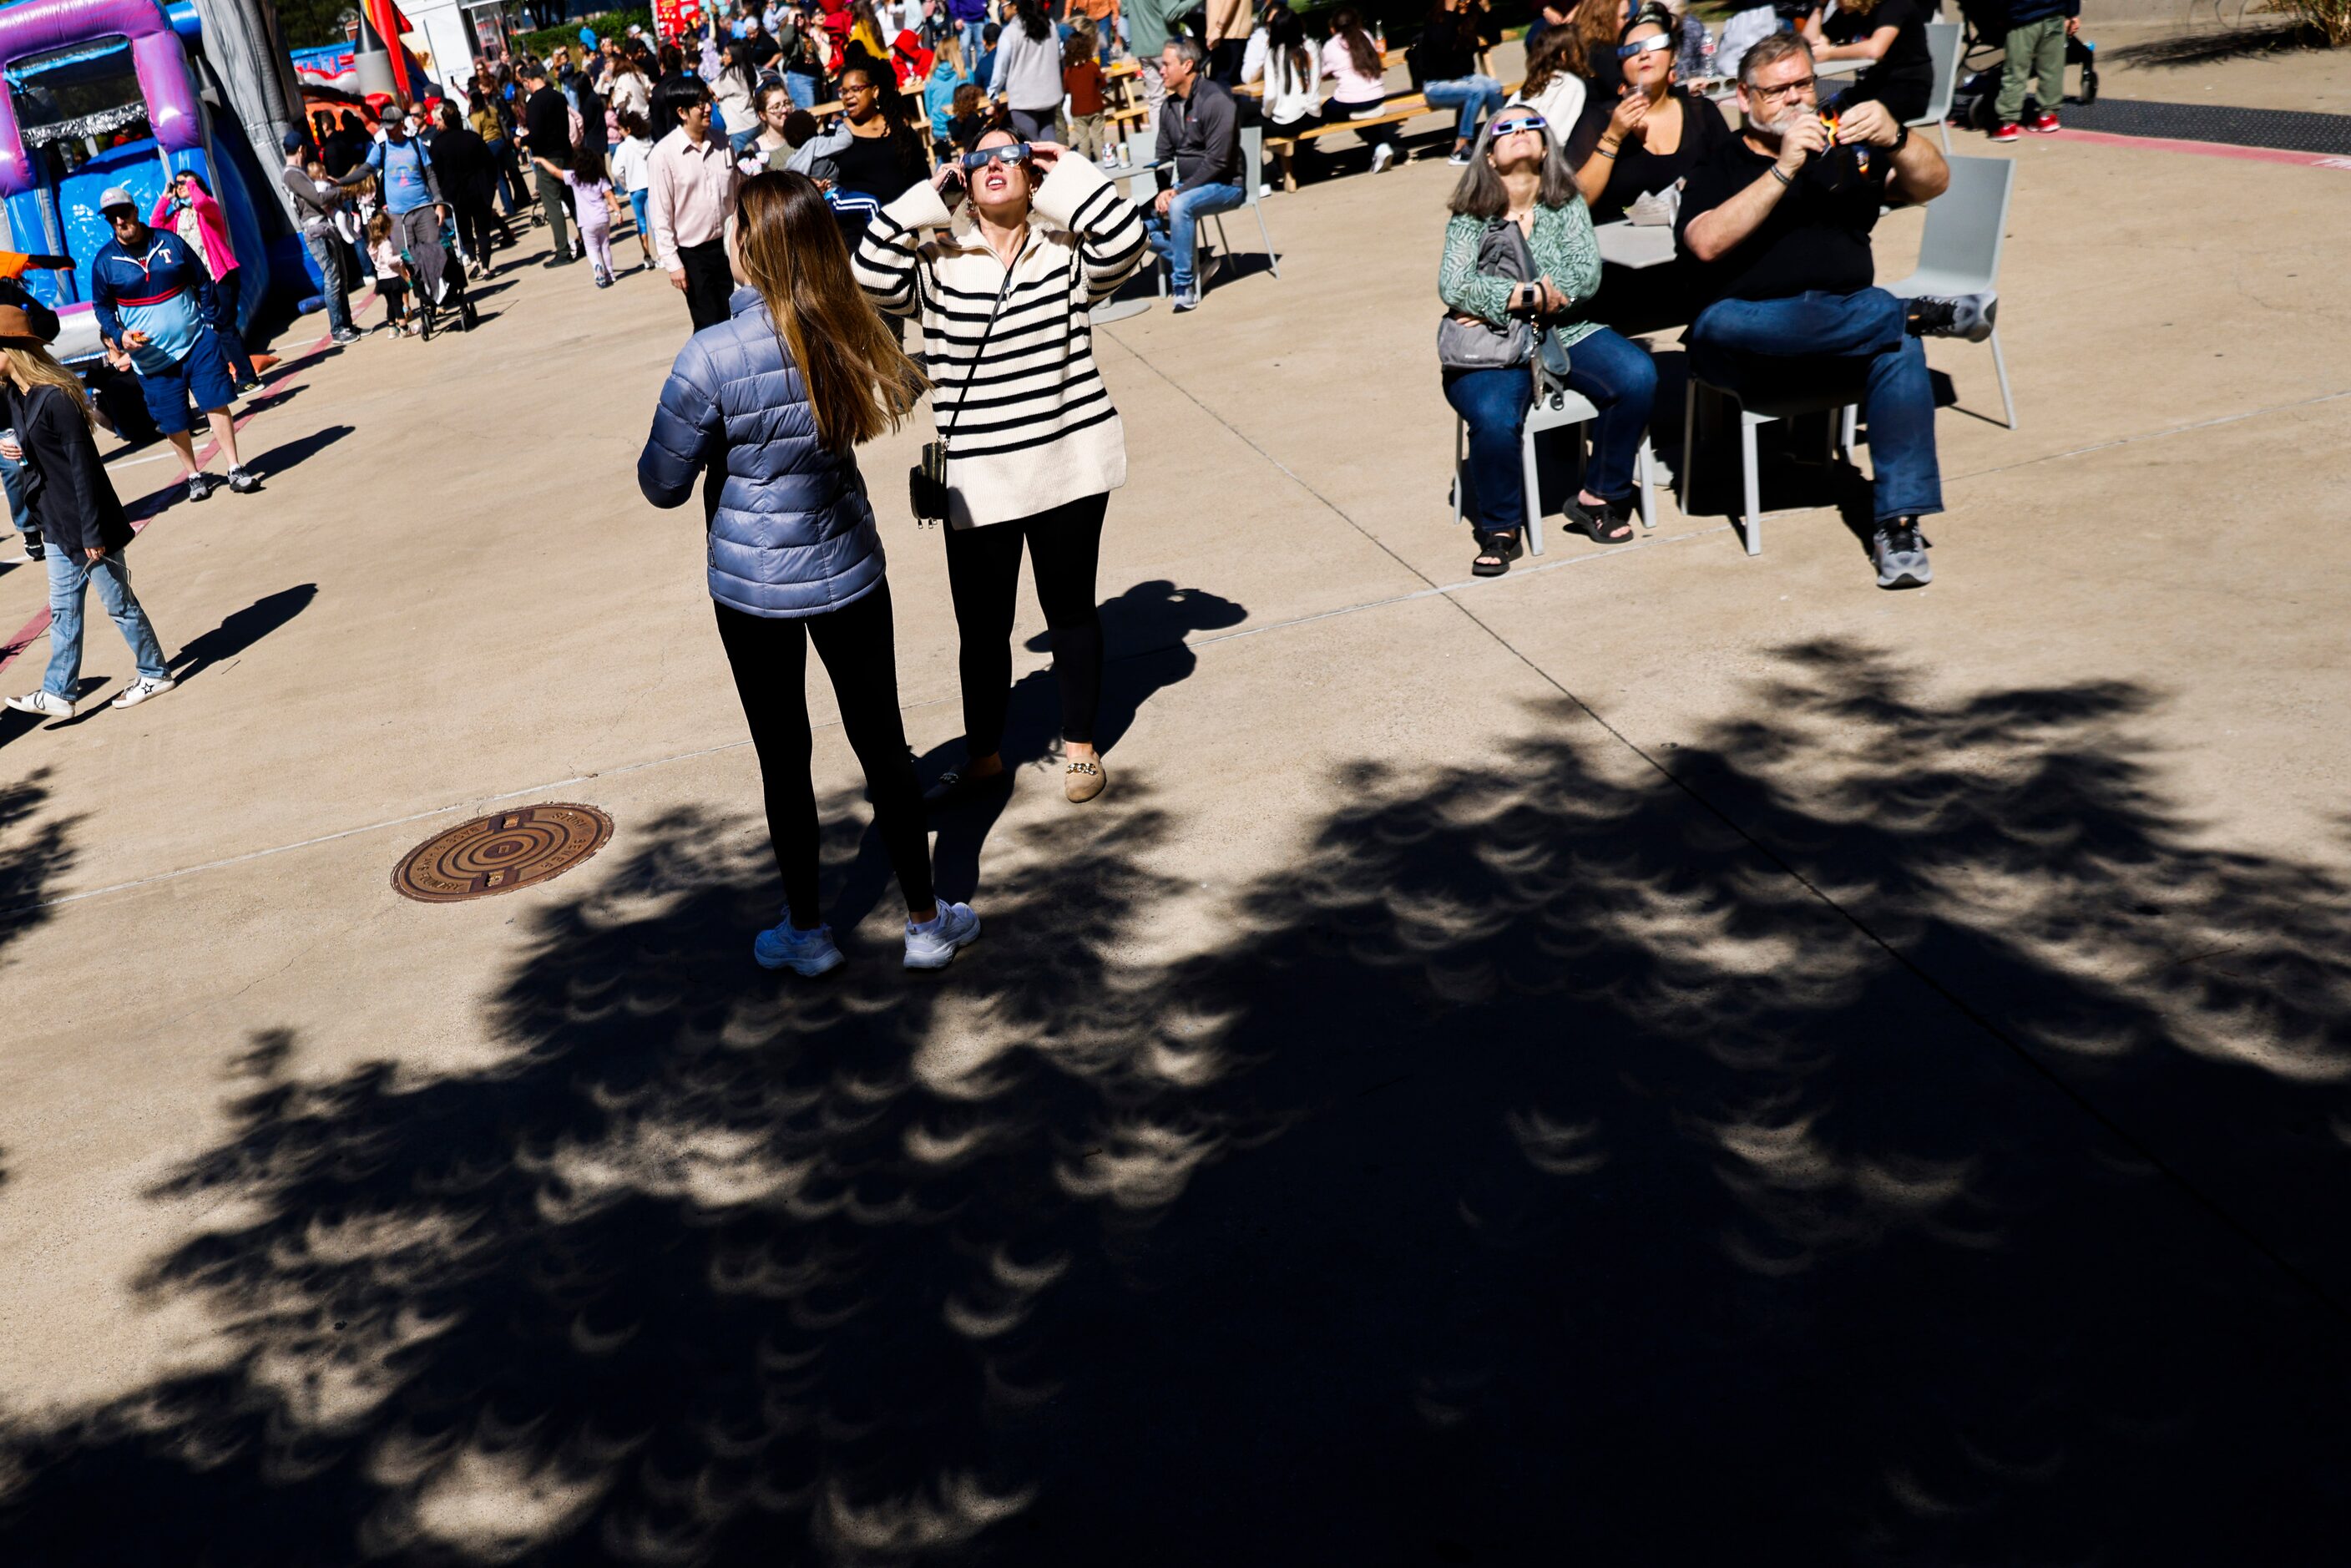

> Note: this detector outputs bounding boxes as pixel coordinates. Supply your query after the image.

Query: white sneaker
[753,916,845,975]
[1370,143,1397,174]
[109,675,175,709]
[903,899,981,970]
[5,689,74,720]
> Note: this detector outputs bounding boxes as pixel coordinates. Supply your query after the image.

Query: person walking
[148,171,274,391]
[638,171,980,974]
[523,63,579,265]
[430,103,506,276]
[852,131,1150,807]
[0,306,175,721]
[540,145,627,285]
[345,109,464,328]
[87,187,257,502]
[988,0,1064,142]
[613,110,659,266]
[648,73,743,329]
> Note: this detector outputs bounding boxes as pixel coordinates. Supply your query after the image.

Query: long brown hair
[731,172,927,452]
[1328,6,1382,80]
[1519,23,1583,99]
[1563,0,1620,78]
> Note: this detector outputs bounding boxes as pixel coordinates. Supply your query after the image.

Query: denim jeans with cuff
[1686,286,1943,523]
[1422,75,1506,143]
[1144,181,1246,294]
[44,547,169,699]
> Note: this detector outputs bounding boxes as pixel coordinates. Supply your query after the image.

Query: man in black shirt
[1676,33,1982,590]
[520,63,578,266]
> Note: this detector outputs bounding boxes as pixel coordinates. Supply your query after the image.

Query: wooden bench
[1264,78,1523,152]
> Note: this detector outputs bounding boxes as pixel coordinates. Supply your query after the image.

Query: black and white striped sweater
[852,156,1149,529]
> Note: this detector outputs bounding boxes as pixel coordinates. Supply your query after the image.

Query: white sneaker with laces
[1370,143,1397,174]
[109,675,175,709]
[5,689,74,720]
[753,916,845,975]
[904,899,981,970]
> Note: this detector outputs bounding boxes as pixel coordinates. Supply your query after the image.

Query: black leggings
[678,237,735,331]
[943,491,1107,756]
[454,196,498,265]
[714,585,934,927]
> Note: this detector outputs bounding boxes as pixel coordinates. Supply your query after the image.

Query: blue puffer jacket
[638,286,886,619]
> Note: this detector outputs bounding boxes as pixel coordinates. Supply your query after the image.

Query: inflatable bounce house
[0,0,311,365]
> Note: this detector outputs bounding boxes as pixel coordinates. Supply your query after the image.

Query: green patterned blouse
[1437,200,1606,351]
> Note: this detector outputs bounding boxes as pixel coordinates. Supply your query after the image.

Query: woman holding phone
[852,130,1148,807]
[638,171,982,974]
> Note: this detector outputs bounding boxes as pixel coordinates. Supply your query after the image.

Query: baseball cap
[282,128,309,153]
[98,185,135,213]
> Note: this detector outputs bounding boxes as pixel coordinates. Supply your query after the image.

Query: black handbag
[909,258,1017,527]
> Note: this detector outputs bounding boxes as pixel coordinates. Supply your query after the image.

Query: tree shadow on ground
[923,579,1243,906]
[0,769,73,963]
[2106,21,2310,69]
[5,645,2351,1565]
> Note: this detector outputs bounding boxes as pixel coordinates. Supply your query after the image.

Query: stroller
[1949,0,2099,130]
[407,208,481,341]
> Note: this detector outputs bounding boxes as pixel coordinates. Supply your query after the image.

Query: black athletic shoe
[544,255,576,268]
[186,472,220,503]
[1907,292,1997,342]
[227,467,260,494]
[331,327,362,345]
[923,767,1014,812]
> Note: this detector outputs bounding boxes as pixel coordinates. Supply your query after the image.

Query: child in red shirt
[1061,25,1107,160]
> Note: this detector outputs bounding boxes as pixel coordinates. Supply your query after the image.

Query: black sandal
[1471,529,1520,577]
[1564,497,1634,544]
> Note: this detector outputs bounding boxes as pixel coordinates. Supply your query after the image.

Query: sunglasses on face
[1489,114,1547,138]
[1616,33,1673,60]
[961,143,1033,170]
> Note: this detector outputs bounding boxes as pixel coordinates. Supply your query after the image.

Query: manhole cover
[392,803,614,903]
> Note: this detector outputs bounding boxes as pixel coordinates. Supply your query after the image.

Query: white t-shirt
[611,134,655,193]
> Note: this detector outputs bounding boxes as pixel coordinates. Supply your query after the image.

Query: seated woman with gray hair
[1438,105,1658,574]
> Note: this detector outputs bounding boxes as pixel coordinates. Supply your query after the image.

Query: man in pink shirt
[646,74,742,331]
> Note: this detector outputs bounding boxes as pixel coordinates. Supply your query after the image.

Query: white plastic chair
[1191,124,1281,288]
[1879,154,2018,429]
[1454,386,1661,558]
[1918,22,1963,152]
[1679,377,1863,557]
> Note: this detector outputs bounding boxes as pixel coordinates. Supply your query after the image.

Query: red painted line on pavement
[0,293,377,680]
[2051,128,2351,169]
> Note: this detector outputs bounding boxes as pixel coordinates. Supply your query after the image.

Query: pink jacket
[149,185,238,280]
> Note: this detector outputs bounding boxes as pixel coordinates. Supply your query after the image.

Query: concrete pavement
[3,33,2351,1559]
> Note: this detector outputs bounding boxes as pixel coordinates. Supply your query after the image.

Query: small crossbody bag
[909,252,1018,527]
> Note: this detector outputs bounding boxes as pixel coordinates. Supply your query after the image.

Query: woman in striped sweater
[853,130,1150,806]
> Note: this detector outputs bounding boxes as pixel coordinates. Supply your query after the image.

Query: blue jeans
[786,71,820,109]
[1560,326,1659,503]
[1443,365,1532,534]
[958,18,988,60]
[44,547,168,698]
[1686,286,1942,522]
[1144,181,1246,292]
[1423,75,1505,144]
[301,226,352,336]
[1,449,23,535]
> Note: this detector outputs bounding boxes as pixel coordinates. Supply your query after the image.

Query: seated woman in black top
[1805,0,1934,124]
[1568,4,1734,224]
[1565,4,1732,333]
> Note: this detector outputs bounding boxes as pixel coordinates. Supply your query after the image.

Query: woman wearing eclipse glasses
[1438,105,1659,574]
[1571,6,1734,225]
[852,131,1150,807]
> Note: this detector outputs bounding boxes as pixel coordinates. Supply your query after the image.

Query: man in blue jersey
[88,185,255,503]
[344,109,471,331]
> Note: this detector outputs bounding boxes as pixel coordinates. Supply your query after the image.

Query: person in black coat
[0,306,174,721]
[430,102,505,275]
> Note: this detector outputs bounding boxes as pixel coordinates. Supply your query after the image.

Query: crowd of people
[3,0,2024,968]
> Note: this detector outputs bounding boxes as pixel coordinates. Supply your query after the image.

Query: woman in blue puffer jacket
[638,170,983,976]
